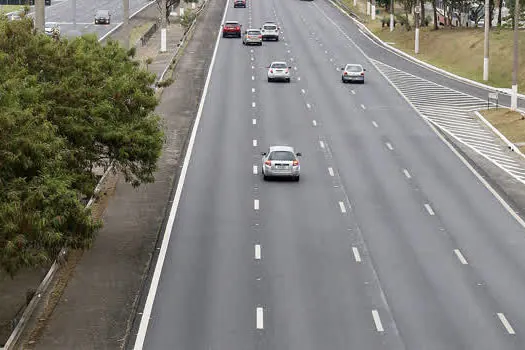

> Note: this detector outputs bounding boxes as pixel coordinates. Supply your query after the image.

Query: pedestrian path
[371,58,525,184]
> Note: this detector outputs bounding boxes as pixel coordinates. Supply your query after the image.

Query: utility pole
[161,0,167,52]
[371,0,376,19]
[123,0,130,49]
[415,5,420,54]
[35,0,45,33]
[390,0,394,31]
[354,0,357,7]
[511,0,519,110]
[483,0,490,80]
[367,0,371,15]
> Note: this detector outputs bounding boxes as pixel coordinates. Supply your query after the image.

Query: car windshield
[264,25,277,30]
[248,30,260,35]
[346,65,362,72]
[269,151,295,161]
[271,63,287,68]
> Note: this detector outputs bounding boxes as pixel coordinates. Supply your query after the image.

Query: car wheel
[342,77,346,83]
[275,37,279,41]
[268,77,272,82]
[294,175,300,182]
[259,42,263,46]
[286,78,290,83]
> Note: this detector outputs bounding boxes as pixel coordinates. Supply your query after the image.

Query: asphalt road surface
[42,0,151,38]
[133,0,525,348]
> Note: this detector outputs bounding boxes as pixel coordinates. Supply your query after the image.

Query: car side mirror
[266,66,270,68]
[288,66,292,69]
[363,68,366,71]
[341,67,345,70]
[261,152,267,156]
[296,152,302,156]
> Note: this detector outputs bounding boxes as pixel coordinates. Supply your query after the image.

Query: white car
[261,22,279,41]
[44,23,60,37]
[267,61,291,82]
[341,63,366,83]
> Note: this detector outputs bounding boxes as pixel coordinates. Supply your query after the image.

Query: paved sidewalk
[10,9,193,350]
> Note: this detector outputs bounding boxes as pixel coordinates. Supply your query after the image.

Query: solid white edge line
[253,165,258,174]
[256,307,264,329]
[454,249,468,265]
[255,244,261,260]
[352,246,361,262]
[254,199,259,210]
[339,201,347,213]
[497,313,516,335]
[403,169,412,179]
[132,0,230,347]
[328,167,334,176]
[424,204,435,216]
[372,309,384,332]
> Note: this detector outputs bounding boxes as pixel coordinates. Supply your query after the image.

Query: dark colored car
[95,10,111,25]
[222,21,242,38]
[234,0,246,7]
[29,0,51,5]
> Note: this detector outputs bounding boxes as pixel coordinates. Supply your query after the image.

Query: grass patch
[0,5,23,14]
[130,22,156,45]
[480,108,525,153]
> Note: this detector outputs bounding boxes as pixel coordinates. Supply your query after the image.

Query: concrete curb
[99,1,157,43]
[474,110,525,159]
[328,0,525,103]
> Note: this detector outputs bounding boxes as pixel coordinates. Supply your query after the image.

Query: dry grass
[130,22,156,45]
[0,5,23,15]
[481,108,525,153]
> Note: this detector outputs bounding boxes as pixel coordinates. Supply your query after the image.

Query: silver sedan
[261,146,302,181]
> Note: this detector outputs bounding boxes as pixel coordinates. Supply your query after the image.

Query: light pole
[511,0,519,110]
[354,0,357,7]
[415,5,420,54]
[35,0,45,33]
[371,0,376,19]
[367,0,371,15]
[390,0,394,31]
[161,0,167,52]
[123,0,130,49]
[483,0,490,80]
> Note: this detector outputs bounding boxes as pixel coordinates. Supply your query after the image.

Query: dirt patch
[481,108,525,153]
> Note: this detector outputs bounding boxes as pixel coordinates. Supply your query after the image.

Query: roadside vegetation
[340,0,525,89]
[0,17,164,277]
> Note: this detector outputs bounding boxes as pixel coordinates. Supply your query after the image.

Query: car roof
[269,146,295,153]
[263,21,276,24]
[225,21,239,24]
[247,28,261,31]
[270,61,287,65]
[345,64,363,68]
[96,9,110,13]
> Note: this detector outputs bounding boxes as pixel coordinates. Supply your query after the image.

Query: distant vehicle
[44,23,60,38]
[94,10,111,25]
[341,64,366,83]
[267,61,291,82]
[234,0,246,8]
[261,146,302,181]
[7,14,22,21]
[261,22,279,41]
[242,29,262,45]
[222,21,242,37]
[29,0,51,5]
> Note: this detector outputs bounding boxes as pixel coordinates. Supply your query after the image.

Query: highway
[132,0,525,348]
[41,0,151,38]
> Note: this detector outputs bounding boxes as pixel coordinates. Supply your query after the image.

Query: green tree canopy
[0,17,164,277]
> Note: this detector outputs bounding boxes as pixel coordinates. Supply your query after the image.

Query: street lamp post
[415,5,420,54]
[483,0,490,80]
[371,0,376,19]
[161,0,167,52]
[390,0,394,31]
[511,0,520,110]
[367,0,371,15]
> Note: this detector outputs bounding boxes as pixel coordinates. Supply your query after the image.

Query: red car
[222,21,242,38]
[234,0,246,7]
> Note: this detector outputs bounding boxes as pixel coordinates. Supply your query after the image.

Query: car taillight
[361,72,364,76]
[285,68,289,73]
[265,160,271,166]
[270,69,273,73]
[343,72,347,75]
[293,160,299,166]
[236,26,240,30]
[258,35,262,38]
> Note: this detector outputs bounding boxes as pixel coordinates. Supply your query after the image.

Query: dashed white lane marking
[252,88,255,93]
[306,103,311,109]
[252,65,254,69]
[254,244,261,260]
[319,140,325,149]
[330,58,333,62]
[352,247,362,262]
[253,139,257,147]
[290,58,294,62]
[252,102,256,108]
[294,66,297,70]
[253,165,258,174]
[328,167,334,176]
[250,49,254,53]
[301,89,306,94]
[403,169,412,179]
[287,49,291,53]
[252,75,255,80]
[360,104,366,110]
[324,50,328,54]
[251,57,254,61]
[298,77,301,81]
[372,310,384,332]
[386,142,394,151]
[339,201,347,213]
[351,90,356,95]
[254,199,259,210]
[454,249,468,265]
[256,307,264,329]
[252,118,257,125]
[312,120,317,126]
[424,204,435,216]
[372,121,378,128]
[497,313,516,335]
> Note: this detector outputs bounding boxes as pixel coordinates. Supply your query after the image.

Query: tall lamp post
[483,0,490,81]
[415,5,421,54]
[161,0,167,52]
[372,0,376,19]
[390,0,394,31]
[511,0,520,110]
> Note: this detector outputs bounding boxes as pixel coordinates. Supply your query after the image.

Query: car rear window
[248,30,261,35]
[263,25,277,30]
[346,65,362,72]
[226,23,238,26]
[271,63,287,68]
[96,11,109,16]
[269,151,295,161]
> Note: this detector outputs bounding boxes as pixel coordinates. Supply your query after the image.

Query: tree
[156,0,181,22]
[432,0,439,29]
[0,17,164,277]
